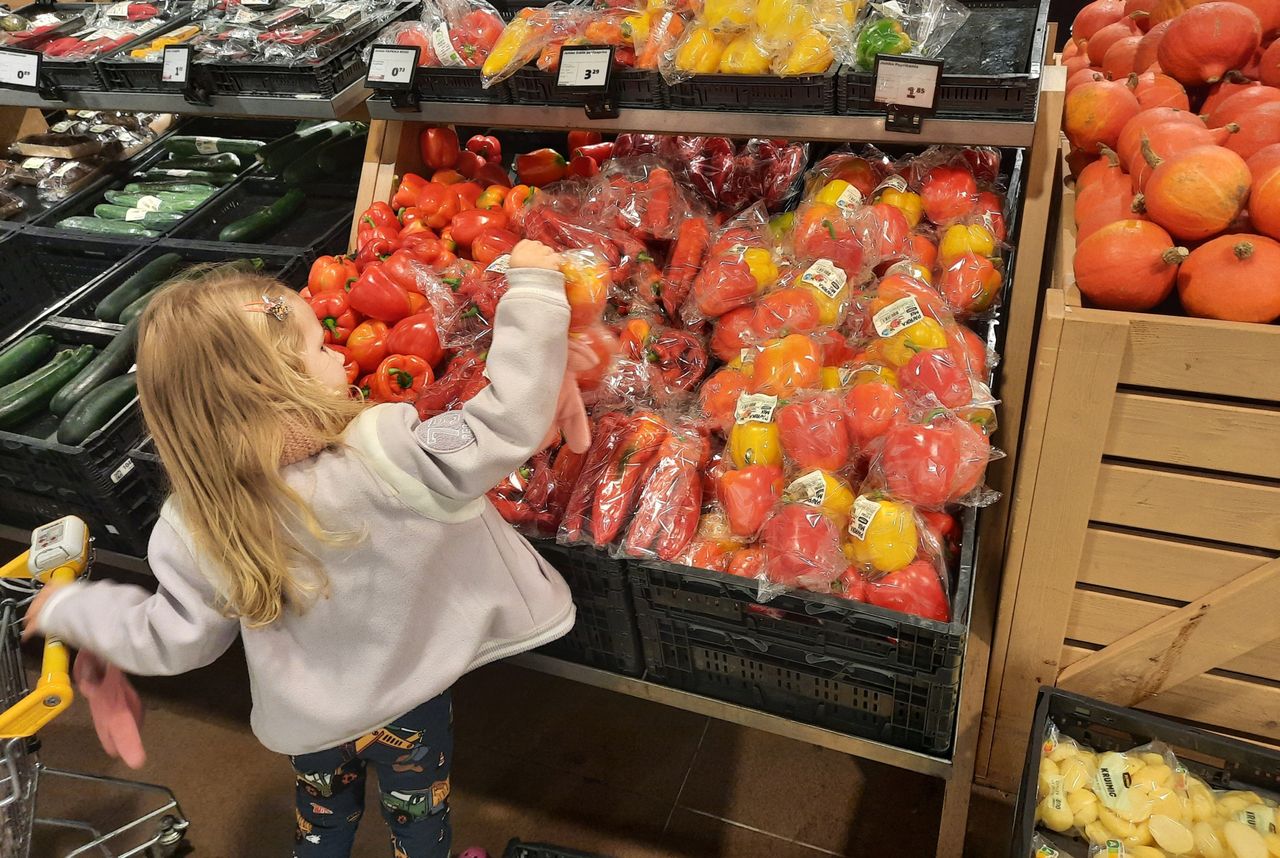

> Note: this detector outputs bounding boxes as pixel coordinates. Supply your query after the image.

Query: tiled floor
[27,643,1015,857]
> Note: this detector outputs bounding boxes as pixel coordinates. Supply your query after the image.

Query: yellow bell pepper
[756,0,813,44]
[820,367,843,390]
[622,13,650,49]
[483,14,541,80]
[776,30,833,76]
[768,211,795,240]
[881,317,948,367]
[729,420,782,468]
[814,0,862,28]
[786,470,855,524]
[742,247,778,288]
[814,179,864,211]
[938,223,997,265]
[702,0,757,30]
[675,26,728,73]
[719,32,772,73]
[885,259,933,284]
[878,188,923,227]
[847,497,918,573]
[850,364,899,388]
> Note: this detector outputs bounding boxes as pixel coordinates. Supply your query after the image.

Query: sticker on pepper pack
[21,157,49,170]
[734,392,777,425]
[785,471,827,507]
[834,184,863,212]
[799,259,847,300]
[872,295,924,337]
[431,23,465,68]
[31,12,62,25]
[194,136,220,155]
[727,242,751,257]
[848,495,881,540]
[231,7,261,23]
[485,254,510,274]
[838,366,856,387]
[738,347,755,365]
[1238,805,1278,834]
[52,160,80,178]
[875,175,909,196]
[105,1,131,16]
[49,120,77,133]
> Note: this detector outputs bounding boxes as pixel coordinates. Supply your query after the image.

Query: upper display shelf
[0,80,371,120]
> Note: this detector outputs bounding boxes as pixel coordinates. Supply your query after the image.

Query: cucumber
[316,133,368,175]
[95,252,185,323]
[56,217,159,238]
[0,334,56,386]
[103,190,214,211]
[163,136,265,158]
[161,153,242,172]
[124,181,217,194]
[0,346,96,430]
[284,128,366,185]
[139,169,235,185]
[57,373,137,446]
[265,121,361,176]
[218,188,304,243]
[92,205,186,227]
[49,319,139,417]
[255,120,340,166]
[172,257,264,281]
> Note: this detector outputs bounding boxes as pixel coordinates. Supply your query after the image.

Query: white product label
[52,160,79,177]
[110,458,135,483]
[50,120,76,132]
[799,258,847,300]
[124,207,148,221]
[880,0,906,15]
[838,366,856,387]
[161,45,191,83]
[556,45,611,88]
[875,174,908,195]
[485,254,511,274]
[884,260,921,278]
[326,1,362,20]
[21,156,49,169]
[430,22,464,68]
[105,524,119,534]
[1046,775,1068,815]
[106,2,131,16]
[834,184,863,211]
[194,136,219,155]
[848,495,881,540]
[873,56,942,108]
[231,6,261,22]
[88,124,112,133]
[1238,805,1278,835]
[0,48,41,89]
[134,194,163,212]
[785,470,827,508]
[31,13,63,26]
[738,347,754,365]
[366,44,417,86]
[872,295,924,338]
[241,0,272,7]
[163,168,192,176]
[727,242,750,256]
[1093,752,1129,810]
[733,392,777,425]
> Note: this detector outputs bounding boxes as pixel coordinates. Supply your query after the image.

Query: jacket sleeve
[368,266,570,502]
[37,514,239,676]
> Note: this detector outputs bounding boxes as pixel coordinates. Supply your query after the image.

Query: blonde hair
[136,268,366,627]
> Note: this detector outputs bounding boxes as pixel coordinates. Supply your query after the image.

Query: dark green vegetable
[92,205,186,227]
[57,374,137,446]
[138,169,235,185]
[0,334,56,386]
[161,153,242,172]
[255,121,341,167]
[316,133,369,175]
[0,346,96,430]
[285,129,367,185]
[49,319,139,417]
[95,253,185,323]
[103,189,215,211]
[124,181,217,194]
[261,122,352,174]
[163,136,265,158]
[218,189,304,243]
[56,217,158,238]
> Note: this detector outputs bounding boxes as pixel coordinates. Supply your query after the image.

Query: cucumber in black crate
[160,153,243,173]
[95,253,185,323]
[218,189,305,243]
[103,190,217,211]
[91,207,185,229]
[0,345,96,430]
[283,129,367,185]
[57,373,137,446]
[163,136,266,158]
[49,318,139,417]
[0,334,56,386]
[55,217,159,238]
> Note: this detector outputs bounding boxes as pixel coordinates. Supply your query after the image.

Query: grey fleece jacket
[38,267,575,756]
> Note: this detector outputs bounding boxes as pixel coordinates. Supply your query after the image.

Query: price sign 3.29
[0,48,41,91]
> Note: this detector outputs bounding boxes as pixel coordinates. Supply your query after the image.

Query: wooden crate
[976,143,1280,792]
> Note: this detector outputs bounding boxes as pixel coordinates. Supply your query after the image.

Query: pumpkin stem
[1128,8,1150,16]
[1126,72,1139,90]
[1234,241,1254,260]
[1098,143,1120,167]
[1140,135,1162,169]
[1224,122,1240,134]
[1131,193,1147,214]
[1223,70,1250,83]
[1161,247,1190,266]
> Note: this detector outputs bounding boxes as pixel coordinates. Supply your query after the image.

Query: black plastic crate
[504,840,610,858]
[97,16,213,92]
[665,66,836,114]
[166,177,353,258]
[0,229,146,342]
[531,542,642,676]
[0,478,156,557]
[53,241,309,323]
[39,4,198,93]
[0,319,148,515]
[409,67,512,104]
[128,435,165,500]
[1011,688,1280,858]
[510,67,666,109]
[838,0,1049,120]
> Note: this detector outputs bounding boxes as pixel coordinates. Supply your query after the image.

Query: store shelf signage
[0,48,40,90]
[161,45,193,86]
[366,45,419,89]
[557,46,614,90]
[872,55,943,110]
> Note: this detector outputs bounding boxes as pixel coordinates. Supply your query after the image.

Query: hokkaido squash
[1115,107,1203,171]
[1133,20,1171,70]
[1226,102,1280,160]
[1157,2,1262,85]
[1074,0,1128,43]
[1089,19,1142,64]
[1150,0,1201,25]
[1199,77,1259,117]
[1074,219,1187,309]
[1233,0,1280,37]
[1077,144,1124,190]
[1103,35,1144,77]
[1063,39,1084,61]
[1076,165,1140,239]
[1128,70,1190,109]
[1246,143,1280,181]
[1206,86,1280,127]
[1250,165,1280,240]
[1129,121,1239,192]
[1067,68,1107,93]
[1260,39,1280,87]
[1138,144,1252,239]
[1125,0,1157,28]
[1065,79,1142,151]
[1177,234,1280,321]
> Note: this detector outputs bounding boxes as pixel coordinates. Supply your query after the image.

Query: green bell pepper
[856,17,913,70]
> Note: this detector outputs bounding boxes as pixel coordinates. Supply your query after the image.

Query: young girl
[25,240,576,858]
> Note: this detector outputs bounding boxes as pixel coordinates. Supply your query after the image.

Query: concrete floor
[23,642,1018,858]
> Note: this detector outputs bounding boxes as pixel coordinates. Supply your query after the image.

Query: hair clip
[244,294,292,322]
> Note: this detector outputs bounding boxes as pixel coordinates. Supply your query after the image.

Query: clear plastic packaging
[682,203,778,324]
[0,189,25,220]
[851,0,970,71]
[36,157,109,202]
[480,2,578,88]
[617,422,711,561]
[864,404,1000,509]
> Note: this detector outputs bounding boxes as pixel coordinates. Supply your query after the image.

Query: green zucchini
[56,217,159,238]
[283,128,367,185]
[218,189,304,243]
[262,122,352,175]
[161,153,242,172]
[57,373,137,446]
[139,169,235,186]
[119,288,160,324]
[162,135,265,158]
[102,190,213,211]
[93,205,186,227]
[49,319,139,417]
[171,257,265,281]
[95,253,185,323]
[316,133,368,175]
[0,334,56,386]
[124,181,217,194]
[255,120,341,166]
[0,346,96,430]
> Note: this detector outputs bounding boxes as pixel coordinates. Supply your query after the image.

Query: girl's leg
[361,691,454,858]
[290,747,368,858]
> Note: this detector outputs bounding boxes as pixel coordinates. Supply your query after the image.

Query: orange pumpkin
[1133,19,1171,70]
[1149,0,1202,25]
[1127,70,1189,110]
[1073,0,1128,42]
[1250,165,1280,241]
[1073,219,1187,310]
[1124,0,1158,29]
[1226,102,1280,161]
[1157,2,1261,85]
[1138,144,1252,240]
[1246,143,1280,182]
[1199,78,1259,118]
[1077,144,1123,191]
[1102,35,1143,77]
[1260,38,1280,86]
[1129,121,1240,192]
[1115,107,1201,172]
[1177,234,1280,321]
[1065,79,1142,152]
[1088,19,1142,64]
[1206,86,1280,128]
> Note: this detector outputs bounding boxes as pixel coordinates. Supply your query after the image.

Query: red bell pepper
[568,154,599,178]
[645,328,708,392]
[392,173,433,211]
[514,148,568,187]
[875,411,990,507]
[471,227,518,266]
[567,130,602,154]
[690,258,758,320]
[355,236,397,272]
[449,209,509,248]
[329,344,359,385]
[361,201,400,233]
[475,162,512,188]
[760,503,847,589]
[349,266,415,323]
[370,354,433,404]
[864,560,950,622]
[346,320,390,374]
[466,134,501,163]
[455,150,485,180]
[308,291,359,345]
[420,127,460,170]
[777,393,850,472]
[451,8,503,65]
[386,311,443,367]
[900,349,971,409]
[719,465,783,537]
[573,141,613,162]
[308,254,357,294]
[590,412,668,546]
[503,184,538,221]
[698,367,751,434]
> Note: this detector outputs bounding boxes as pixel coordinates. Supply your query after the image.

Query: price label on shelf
[161,45,192,85]
[556,45,613,89]
[366,45,419,89]
[0,48,40,90]
[872,55,942,110]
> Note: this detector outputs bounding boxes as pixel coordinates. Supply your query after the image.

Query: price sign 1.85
[871,55,943,111]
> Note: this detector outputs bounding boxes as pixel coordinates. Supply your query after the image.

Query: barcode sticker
[734,392,777,425]
[124,207,148,222]
[110,458,135,484]
[834,184,863,211]
[485,254,510,274]
[431,22,464,67]
[194,136,220,155]
[799,258,847,299]
[876,175,909,195]
[872,295,924,338]
[785,471,827,508]
[848,495,881,540]
[135,194,163,212]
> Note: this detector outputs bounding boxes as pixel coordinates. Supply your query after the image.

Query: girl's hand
[510,239,561,271]
[22,582,64,641]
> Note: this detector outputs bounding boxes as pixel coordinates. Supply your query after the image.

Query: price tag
[872,55,942,109]
[161,45,193,85]
[556,45,613,90]
[366,44,418,89]
[0,48,41,91]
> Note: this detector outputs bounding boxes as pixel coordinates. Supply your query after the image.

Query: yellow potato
[1149,814,1195,855]
[1224,820,1269,858]
[1101,805,1139,838]
[1039,792,1073,833]
[1070,789,1100,828]
[1059,757,1091,793]
[1125,754,1147,776]
[1084,821,1112,847]
[1049,741,1079,764]
[1119,785,1156,823]
[1125,820,1153,847]
[1133,765,1174,791]
[1190,784,1217,822]
[1039,757,1060,798]
[1128,847,1169,858]
[1195,821,1228,858]
[1219,795,1252,818]
[1150,788,1185,822]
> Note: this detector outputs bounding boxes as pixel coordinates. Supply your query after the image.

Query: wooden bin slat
[1080,527,1274,602]
[1117,312,1280,402]
[1106,392,1280,480]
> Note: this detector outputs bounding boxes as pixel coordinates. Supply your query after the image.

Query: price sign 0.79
[871,55,943,110]
[0,48,41,91]
[366,45,419,89]
[557,45,614,90]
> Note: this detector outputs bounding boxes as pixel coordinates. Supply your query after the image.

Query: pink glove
[541,337,600,454]
[73,651,146,770]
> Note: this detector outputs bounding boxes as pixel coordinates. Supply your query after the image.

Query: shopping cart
[0,516,189,858]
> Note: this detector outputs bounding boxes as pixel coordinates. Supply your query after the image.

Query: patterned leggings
[290,692,452,858]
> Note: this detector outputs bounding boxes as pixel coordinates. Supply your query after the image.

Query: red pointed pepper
[514,148,568,187]
[590,412,669,546]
